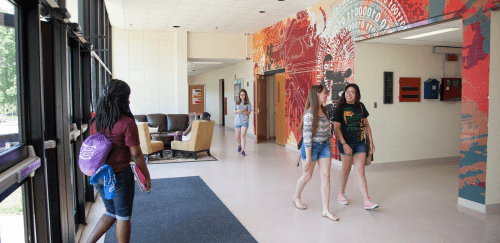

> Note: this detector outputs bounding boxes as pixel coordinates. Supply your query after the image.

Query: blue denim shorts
[235,122,249,129]
[338,141,366,156]
[96,166,135,221]
[300,140,332,161]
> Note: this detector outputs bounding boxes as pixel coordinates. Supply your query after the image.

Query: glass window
[0,187,25,242]
[0,0,22,153]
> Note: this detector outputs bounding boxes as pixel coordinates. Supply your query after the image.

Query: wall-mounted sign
[383,72,393,104]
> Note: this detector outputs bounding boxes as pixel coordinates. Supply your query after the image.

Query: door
[219,79,225,126]
[189,85,205,114]
[275,73,286,146]
[255,75,267,143]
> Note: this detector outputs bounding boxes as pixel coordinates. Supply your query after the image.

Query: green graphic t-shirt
[332,103,369,144]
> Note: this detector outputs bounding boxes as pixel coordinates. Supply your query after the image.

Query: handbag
[360,103,373,166]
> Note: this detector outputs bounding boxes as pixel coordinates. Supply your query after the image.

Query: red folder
[131,164,148,192]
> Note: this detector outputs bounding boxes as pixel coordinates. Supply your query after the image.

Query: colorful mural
[253,0,499,205]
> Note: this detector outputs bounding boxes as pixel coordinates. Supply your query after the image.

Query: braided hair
[90,79,134,134]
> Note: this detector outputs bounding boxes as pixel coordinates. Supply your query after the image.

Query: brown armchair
[171,120,215,159]
[137,122,164,163]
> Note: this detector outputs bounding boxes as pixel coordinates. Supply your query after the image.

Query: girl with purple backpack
[87,79,151,243]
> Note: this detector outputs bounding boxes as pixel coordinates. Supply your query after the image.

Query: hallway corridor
[80,125,500,243]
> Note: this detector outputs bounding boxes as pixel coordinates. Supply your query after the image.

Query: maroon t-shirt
[90,115,140,173]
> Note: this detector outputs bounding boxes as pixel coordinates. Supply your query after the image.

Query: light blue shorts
[235,122,249,129]
[301,141,332,161]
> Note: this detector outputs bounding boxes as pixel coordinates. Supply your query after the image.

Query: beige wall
[189,60,255,135]
[111,27,189,115]
[486,10,500,206]
[188,33,247,59]
[355,42,462,164]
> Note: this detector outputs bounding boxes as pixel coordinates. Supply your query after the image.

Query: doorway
[255,72,286,145]
[219,79,225,126]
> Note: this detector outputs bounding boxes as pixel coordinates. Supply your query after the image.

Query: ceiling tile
[201,5,230,12]
[149,9,175,15]
[196,11,223,17]
[173,10,199,16]
[205,0,238,7]
[179,0,210,4]
[177,4,205,11]
[225,7,253,14]
[256,2,286,10]
[150,2,179,9]
[192,15,219,22]
[123,1,151,8]
[123,8,149,14]
[233,0,264,8]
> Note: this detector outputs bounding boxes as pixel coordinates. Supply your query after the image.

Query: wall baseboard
[486,203,500,213]
[331,156,460,169]
[458,198,486,212]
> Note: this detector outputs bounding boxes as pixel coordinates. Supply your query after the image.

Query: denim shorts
[96,166,135,221]
[235,122,249,129]
[300,140,332,161]
[337,141,366,156]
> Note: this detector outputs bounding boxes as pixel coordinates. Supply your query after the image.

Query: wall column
[458,8,498,212]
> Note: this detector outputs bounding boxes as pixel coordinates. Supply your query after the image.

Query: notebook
[131,164,148,192]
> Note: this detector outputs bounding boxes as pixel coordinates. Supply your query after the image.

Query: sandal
[322,212,339,221]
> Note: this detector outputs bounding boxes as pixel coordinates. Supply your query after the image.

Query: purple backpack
[78,133,113,176]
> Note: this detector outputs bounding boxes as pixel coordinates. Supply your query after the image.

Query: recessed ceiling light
[401,28,460,40]
[173,26,181,28]
[259,11,265,13]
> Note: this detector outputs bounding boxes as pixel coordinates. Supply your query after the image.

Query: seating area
[135,113,215,162]
[134,113,189,149]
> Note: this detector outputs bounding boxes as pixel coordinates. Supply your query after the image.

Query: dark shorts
[96,166,135,221]
[301,140,332,161]
[337,140,366,156]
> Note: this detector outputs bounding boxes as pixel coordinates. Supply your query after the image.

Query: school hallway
[80,124,500,243]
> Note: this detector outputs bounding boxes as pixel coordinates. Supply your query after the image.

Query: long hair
[337,83,361,107]
[236,89,250,105]
[299,85,327,137]
[89,79,134,134]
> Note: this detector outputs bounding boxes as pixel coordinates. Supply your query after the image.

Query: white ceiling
[361,19,463,47]
[105,1,463,77]
[187,58,246,77]
[104,0,322,34]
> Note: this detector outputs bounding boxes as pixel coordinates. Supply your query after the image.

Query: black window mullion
[70,37,86,226]
[53,19,74,242]
[21,1,51,243]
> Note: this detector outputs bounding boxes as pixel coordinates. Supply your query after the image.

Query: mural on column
[253,0,499,204]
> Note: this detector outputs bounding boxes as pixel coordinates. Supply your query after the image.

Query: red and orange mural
[253,0,499,205]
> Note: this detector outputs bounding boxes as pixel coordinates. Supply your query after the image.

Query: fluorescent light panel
[192,62,223,64]
[401,28,460,40]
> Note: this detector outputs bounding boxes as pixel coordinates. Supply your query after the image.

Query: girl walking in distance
[234,89,252,156]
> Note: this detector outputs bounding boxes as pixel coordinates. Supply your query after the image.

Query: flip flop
[292,199,307,210]
[322,212,339,221]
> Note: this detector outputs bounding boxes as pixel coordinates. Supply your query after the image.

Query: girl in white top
[234,89,252,156]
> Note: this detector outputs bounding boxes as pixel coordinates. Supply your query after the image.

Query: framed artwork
[234,78,242,102]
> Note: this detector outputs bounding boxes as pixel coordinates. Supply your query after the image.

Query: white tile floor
[79,125,500,243]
